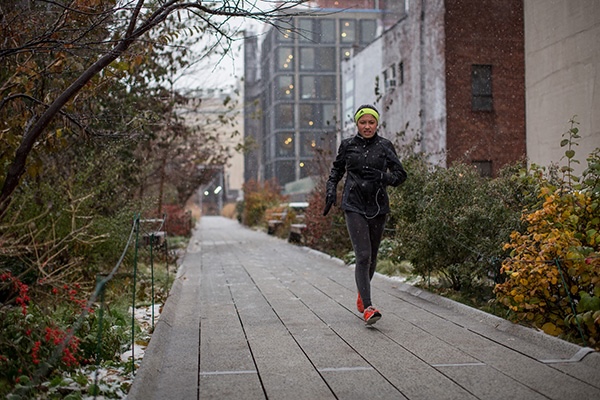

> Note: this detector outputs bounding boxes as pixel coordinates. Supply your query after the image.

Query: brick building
[445,0,526,176]
[343,0,526,176]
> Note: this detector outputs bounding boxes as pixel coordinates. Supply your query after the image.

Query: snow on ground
[78,303,162,399]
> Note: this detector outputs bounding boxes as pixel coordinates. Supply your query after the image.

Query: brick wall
[444,0,526,176]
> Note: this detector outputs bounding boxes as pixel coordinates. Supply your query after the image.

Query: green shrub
[387,155,528,299]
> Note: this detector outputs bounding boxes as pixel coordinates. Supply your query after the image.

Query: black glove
[362,166,391,183]
[323,191,336,216]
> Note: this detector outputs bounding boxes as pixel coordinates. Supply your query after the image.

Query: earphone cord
[365,188,381,219]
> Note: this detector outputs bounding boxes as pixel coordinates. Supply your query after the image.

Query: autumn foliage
[240,179,286,227]
[495,186,600,344]
[495,127,600,348]
[303,179,352,259]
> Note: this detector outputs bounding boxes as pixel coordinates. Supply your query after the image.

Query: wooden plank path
[127,216,600,400]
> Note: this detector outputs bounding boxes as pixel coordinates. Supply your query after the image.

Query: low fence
[9,213,176,399]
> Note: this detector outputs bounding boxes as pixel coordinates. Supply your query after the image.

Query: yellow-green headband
[354,108,380,123]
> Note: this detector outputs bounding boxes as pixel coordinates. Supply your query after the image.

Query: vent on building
[473,160,493,177]
[383,64,397,91]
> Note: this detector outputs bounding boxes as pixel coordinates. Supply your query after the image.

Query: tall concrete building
[243,1,404,189]
[525,0,600,174]
[343,0,526,177]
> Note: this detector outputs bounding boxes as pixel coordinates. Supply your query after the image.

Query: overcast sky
[173,1,289,93]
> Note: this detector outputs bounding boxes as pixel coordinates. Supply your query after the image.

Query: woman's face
[356,114,378,139]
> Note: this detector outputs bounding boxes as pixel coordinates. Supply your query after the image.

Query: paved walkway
[127,216,599,400]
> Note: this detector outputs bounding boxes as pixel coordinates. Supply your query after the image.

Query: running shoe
[363,306,381,325]
[356,293,364,313]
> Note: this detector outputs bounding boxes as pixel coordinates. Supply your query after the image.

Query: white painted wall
[341,39,383,139]
[342,0,446,166]
[378,0,446,166]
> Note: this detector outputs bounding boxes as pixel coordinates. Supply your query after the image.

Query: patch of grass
[376,259,412,277]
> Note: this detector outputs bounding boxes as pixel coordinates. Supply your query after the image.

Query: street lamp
[197,164,225,216]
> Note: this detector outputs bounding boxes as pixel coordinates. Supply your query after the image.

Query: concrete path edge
[126,257,190,399]
[298,244,599,367]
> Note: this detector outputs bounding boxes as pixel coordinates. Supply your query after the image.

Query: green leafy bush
[387,155,531,300]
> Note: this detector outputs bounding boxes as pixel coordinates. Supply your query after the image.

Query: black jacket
[326,133,407,217]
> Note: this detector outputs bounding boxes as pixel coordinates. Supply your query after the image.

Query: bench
[142,231,166,247]
[288,223,306,244]
[267,212,287,235]
[266,203,309,241]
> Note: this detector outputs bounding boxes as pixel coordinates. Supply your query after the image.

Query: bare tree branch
[0,0,312,217]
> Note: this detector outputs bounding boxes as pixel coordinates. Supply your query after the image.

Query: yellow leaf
[570,285,579,295]
[526,312,535,320]
[541,322,560,336]
[514,294,525,303]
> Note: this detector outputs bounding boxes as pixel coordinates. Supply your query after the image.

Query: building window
[300,131,335,157]
[317,48,336,71]
[300,76,316,99]
[300,48,335,71]
[360,20,377,44]
[320,131,337,155]
[299,159,316,179]
[473,160,493,177]
[275,160,296,185]
[299,104,316,128]
[340,20,356,43]
[298,19,313,42]
[276,133,295,157]
[398,61,404,85]
[322,104,337,127]
[320,19,335,43]
[343,77,354,127]
[300,76,335,100]
[278,28,293,42]
[277,47,294,71]
[298,19,335,43]
[383,64,396,90]
[275,75,294,99]
[300,133,319,157]
[319,76,335,99]
[472,64,493,111]
[276,104,294,128]
[300,48,315,70]
[299,103,337,128]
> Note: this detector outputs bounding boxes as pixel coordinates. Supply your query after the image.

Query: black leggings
[345,211,387,309]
